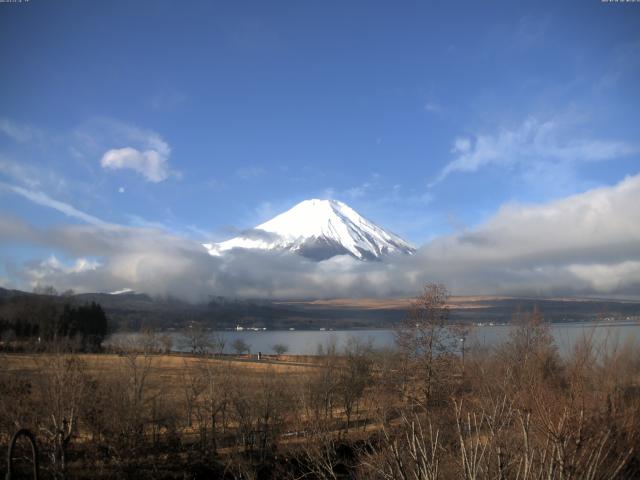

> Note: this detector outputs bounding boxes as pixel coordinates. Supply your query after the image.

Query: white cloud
[452,137,471,154]
[2,174,640,300]
[424,101,442,113]
[514,14,550,49]
[600,40,640,89]
[1,222,223,300]
[567,262,640,294]
[0,157,74,202]
[125,214,172,231]
[88,120,174,182]
[0,117,44,143]
[254,201,276,223]
[347,182,372,198]
[418,173,640,296]
[322,187,336,199]
[432,117,638,186]
[150,90,188,111]
[0,182,107,226]
[101,147,170,182]
[0,157,42,188]
[26,255,101,288]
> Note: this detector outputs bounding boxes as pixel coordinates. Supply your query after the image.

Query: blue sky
[1,1,639,298]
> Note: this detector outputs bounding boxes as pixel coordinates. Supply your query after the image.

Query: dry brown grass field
[278,295,505,310]
[1,352,319,377]
[1,289,639,479]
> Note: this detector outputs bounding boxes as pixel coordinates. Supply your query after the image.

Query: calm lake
[109,321,640,356]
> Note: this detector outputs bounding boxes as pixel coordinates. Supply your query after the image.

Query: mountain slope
[204,199,416,260]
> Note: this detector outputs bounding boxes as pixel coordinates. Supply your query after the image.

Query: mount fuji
[203,199,416,261]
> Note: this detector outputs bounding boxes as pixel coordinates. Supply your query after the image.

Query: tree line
[0,293,108,351]
[0,283,638,479]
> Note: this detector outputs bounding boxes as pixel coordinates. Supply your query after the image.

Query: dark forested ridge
[0,290,108,350]
[1,287,639,333]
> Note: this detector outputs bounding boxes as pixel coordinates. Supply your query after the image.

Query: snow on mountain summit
[203,199,416,261]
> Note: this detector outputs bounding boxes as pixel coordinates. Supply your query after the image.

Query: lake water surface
[109,322,640,356]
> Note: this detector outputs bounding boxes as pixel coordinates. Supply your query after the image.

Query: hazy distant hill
[1,287,639,331]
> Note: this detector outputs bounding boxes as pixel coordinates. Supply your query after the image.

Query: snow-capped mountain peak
[203,199,415,261]
[109,288,134,295]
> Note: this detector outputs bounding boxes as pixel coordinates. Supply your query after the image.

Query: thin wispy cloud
[2,1,639,302]
[0,117,45,144]
[204,178,226,192]
[513,14,550,49]
[431,116,638,186]
[150,90,188,111]
[346,181,373,198]
[342,174,432,208]
[2,173,640,299]
[423,101,442,113]
[253,201,277,224]
[599,40,640,89]
[0,116,178,189]
[125,214,173,231]
[305,177,435,245]
[0,157,43,189]
[0,182,107,226]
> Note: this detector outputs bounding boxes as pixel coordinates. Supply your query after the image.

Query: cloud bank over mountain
[2,174,640,301]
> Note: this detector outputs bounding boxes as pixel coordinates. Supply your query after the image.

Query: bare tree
[159,333,173,354]
[193,359,233,453]
[272,343,288,357]
[210,331,226,356]
[35,349,88,476]
[140,328,160,354]
[295,428,341,480]
[253,368,289,459]
[114,343,156,452]
[33,284,58,296]
[183,323,212,355]
[499,306,561,392]
[181,359,205,428]
[395,282,458,405]
[231,338,250,356]
[361,410,441,480]
[338,336,373,431]
[309,338,340,423]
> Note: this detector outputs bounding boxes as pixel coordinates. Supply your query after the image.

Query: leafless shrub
[339,337,374,431]
[231,338,251,356]
[272,343,288,356]
[193,359,233,453]
[183,323,213,355]
[361,410,441,480]
[1,286,638,479]
[33,348,88,477]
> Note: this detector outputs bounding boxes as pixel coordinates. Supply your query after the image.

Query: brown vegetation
[1,284,639,479]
